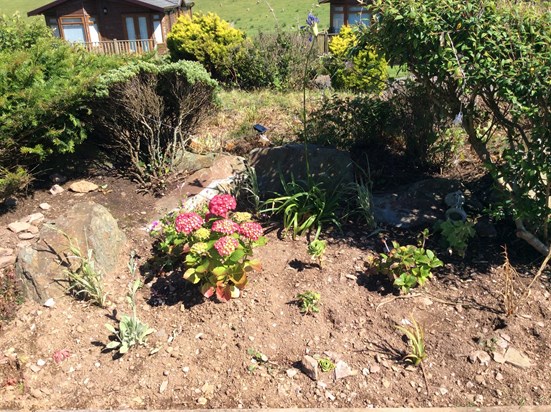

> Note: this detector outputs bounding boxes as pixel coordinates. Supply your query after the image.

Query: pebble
[370,364,381,374]
[362,368,370,376]
[495,372,504,381]
[36,359,46,367]
[50,185,64,195]
[39,203,51,210]
[382,379,390,388]
[197,397,208,405]
[439,387,448,395]
[159,380,168,394]
[182,366,190,373]
[43,298,55,308]
[30,365,41,373]
[286,368,298,378]
[325,390,336,401]
[30,388,43,399]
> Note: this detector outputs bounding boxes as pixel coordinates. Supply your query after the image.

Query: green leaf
[229,249,245,262]
[105,341,121,349]
[212,266,228,277]
[105,323,117,334]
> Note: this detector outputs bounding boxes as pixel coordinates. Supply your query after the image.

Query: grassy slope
[2,0,330,35]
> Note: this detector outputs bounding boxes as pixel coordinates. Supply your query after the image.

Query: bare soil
[0,168,550,410]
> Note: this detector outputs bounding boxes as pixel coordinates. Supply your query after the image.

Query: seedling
[296,291,321,314]
[105,252,154,355]
[307,239,327,268]
[318,357,335,372]
[396,317,427,366]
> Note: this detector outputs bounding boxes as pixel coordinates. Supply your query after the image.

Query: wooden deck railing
[82,39,157,55]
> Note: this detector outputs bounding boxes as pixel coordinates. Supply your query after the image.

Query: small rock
[475,394,484,404]
[382,379,391,388]
[43,298,55,308]
[201,383,214,398]
[24,213,44,224]
[286,368,298,378]
[466,381,475,389]
[36,359,46,367]
[197,397,208,405]
[362,368,370,376]
[8,221,31,233]
[30,365,41,373]
[493,351,506,364]
[27,225,39,234]
[50,173,67,184]
[159,380,168,394]
[0,255,16,269]
[301,355,319,381]
[39,203,51,210]
[418,297,433,306]
[468,350,491,366]
[334,360,356,381]
[69,180,98,193]
[50,185,64,195]
[325,390,336,401]
[504,347,532,369]
[30,388,43,399]
[317,381,327,389]
[475,375,485,385]
[163,370,169,376]
[370,364,381,374]
[495,372,504,382]
[182,366,190,373]
[495,337,509,350]
[439,387,448,395]
[18,232,37,240]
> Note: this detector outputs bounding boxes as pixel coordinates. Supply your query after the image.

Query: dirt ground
[0,167,550,409]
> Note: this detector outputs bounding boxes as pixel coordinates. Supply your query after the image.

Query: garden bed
[0,174,550,409]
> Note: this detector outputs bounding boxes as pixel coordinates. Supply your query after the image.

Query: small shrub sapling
[150,194,267,302]
[377,240,443,294]
[296,291,321,314]
[307,239,327,268]
[438,219,475,257]
[396,317,427,366]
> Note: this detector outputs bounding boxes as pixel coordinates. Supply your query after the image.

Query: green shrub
[377,241,443,294]
[91,59,218,190]
[437,219,476,257]
[323,25,388,93]
[0,14,126,199]
[167,12,246,83]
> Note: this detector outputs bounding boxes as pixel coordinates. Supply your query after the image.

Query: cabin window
[124,15,152,52]
[89,17,100,45]
[347,6,371,26]
[152,14,163,44]
[331,6,345,32]
[331,3,371,33]
[47,17,60,38]
[60,16,87,43]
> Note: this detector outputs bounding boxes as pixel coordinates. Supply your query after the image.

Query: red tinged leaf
[200,283,214,298]
[216,284,231,302]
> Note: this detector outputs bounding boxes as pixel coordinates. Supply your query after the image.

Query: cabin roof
[28,0,186,17]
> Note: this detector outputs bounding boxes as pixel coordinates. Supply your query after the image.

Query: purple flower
[306,12,319,27]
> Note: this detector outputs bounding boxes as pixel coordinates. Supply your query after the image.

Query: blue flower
[306,13,320,27]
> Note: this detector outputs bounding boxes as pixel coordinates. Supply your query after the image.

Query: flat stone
[493,351,506,364]
[504,347,532,369]
[468,350,491,366]
[30,388,43,399]
[8,221,31,233]
[23,213,44,224]
[39,203,51,210]
[159,380,168,394]
[301,355,319,381]
[50,185,64,195]
[286,368,298,378]
[0,248,14,256]
[197,397,208,405]
[370,364,381,374]
[0,255,16,269]
[18,232,37,240]
[333,360,357,381]
[69,180,98,193]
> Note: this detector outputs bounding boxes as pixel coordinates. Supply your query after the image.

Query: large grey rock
[16,202,126,303]
[372,178,461,228]
[249,144,354,195]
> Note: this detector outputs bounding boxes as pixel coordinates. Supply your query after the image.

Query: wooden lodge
[318,0,372,33]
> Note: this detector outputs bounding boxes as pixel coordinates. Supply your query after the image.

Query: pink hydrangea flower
[239,222,263,241]
[208,194,237,218]
[175,212,204,234]
[212,219,239,235]
[214,236,239,256]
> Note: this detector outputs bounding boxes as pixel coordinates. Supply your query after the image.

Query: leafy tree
[362,0,550,254]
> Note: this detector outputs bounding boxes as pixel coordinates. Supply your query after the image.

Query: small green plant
[307,239,327,268]
[51,226,107,307]
[318,357,335,372]
[438,219,475,257]
[377,240,443,294]
[262,175,344,240]
[296,290,321,314]
[396,317,427,366]
[150,194,267,302]
[105,253,154,355]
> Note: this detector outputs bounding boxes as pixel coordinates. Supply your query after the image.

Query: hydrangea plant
[149,194,267,302]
